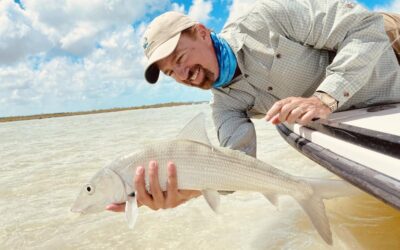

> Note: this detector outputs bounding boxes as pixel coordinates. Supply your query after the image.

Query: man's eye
[177,55,184,64]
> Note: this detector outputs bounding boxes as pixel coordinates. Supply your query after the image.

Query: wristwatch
[312,91,338,112]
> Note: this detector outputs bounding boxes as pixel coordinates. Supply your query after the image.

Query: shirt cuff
[316,73,354,109]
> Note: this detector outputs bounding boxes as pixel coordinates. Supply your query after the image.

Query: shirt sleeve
[210,88,257,157]
[257,0,390,108]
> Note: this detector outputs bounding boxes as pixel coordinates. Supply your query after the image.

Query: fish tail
[292,178,360,245]
[293,192,332,245]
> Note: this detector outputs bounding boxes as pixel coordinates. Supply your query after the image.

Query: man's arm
[211,89,257,156]
[261,0,390,123]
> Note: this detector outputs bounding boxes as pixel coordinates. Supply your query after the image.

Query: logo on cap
[143,37,149,50]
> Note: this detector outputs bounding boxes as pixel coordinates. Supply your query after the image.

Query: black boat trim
[307,118,400,159]
[276,123,400,210]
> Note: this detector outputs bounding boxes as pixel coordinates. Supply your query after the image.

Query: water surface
[1,103,399,249]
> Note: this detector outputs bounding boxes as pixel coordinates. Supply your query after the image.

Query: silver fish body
[115,139,312,197]
[72,113,357,245]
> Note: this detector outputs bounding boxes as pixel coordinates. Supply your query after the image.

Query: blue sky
[0,0,398,117]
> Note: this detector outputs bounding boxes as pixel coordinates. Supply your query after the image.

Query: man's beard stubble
[197,65,215,90]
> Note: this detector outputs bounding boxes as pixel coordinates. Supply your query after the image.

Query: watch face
[323,96,335,106]
[314,92,337,111]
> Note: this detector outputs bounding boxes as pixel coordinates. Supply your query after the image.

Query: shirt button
[267,86,273,91]
[276,53,281,59]
[244,74,249,78]
[343,91,350,97]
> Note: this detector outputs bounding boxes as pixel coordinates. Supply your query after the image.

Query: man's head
[143,12,219,89]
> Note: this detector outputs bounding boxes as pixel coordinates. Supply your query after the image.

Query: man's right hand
[106,161,201,212]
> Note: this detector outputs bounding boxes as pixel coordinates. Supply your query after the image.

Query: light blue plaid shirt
[211,0,400,157]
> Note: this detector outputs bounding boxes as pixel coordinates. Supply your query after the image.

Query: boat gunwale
[276,123,400,210]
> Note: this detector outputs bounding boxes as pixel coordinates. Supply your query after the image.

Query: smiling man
[148,24,220,90]
[107,0,400,212]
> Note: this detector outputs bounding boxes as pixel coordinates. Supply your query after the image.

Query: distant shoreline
[0,101,208,123]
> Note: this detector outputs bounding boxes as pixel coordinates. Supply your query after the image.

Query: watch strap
[313,91,338,112]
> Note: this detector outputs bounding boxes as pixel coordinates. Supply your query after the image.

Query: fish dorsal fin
[177,112,211,146]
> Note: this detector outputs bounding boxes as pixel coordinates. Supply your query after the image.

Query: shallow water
[1,103,399,249]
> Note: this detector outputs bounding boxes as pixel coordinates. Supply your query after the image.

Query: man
[107,0,400,212]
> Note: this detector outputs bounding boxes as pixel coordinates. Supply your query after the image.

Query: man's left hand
[265,96,332,125]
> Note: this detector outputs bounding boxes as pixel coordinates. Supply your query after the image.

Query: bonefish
[71,113,357,245]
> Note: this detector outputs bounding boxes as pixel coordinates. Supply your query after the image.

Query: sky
[0,0,399,117]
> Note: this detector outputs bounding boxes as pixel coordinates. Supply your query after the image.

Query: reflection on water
[0,103,399,249]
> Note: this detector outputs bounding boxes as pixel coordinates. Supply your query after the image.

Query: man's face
[156,25,219,90]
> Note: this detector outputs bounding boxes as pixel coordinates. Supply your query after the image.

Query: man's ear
[196,24,210,41]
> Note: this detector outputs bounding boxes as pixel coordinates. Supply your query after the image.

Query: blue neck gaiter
[210,32,237,88]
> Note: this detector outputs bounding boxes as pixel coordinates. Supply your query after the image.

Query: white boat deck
[287,103,400,182]
[330,103,400,136]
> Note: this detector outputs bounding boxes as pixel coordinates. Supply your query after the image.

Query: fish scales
[72,113,357,245]
[111,140,311,197]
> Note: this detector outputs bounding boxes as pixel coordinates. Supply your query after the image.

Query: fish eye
[84,184,95,195]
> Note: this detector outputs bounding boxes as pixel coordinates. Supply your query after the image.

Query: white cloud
[0,0,165,116]
[0,0,213,117]
[0,1,51,64]
[225,0,254,25]
[59,22,100,55]
[171,3,185,13]
[188,0,213,23]
[373,0,400,12]
[22,0,169,56]
[13,26,141,99]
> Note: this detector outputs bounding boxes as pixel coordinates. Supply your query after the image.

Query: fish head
[71,168,126,214]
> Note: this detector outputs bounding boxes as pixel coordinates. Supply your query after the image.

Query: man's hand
[265,96,332,125]
[105,161,201,212]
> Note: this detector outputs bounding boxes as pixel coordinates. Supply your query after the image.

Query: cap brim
[144,32,181,84]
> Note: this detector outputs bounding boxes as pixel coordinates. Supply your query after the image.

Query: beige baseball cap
[143,11,198,83]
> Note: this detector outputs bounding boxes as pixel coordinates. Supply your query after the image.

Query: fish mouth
[70,204,98,214]
[70,201,82,213]
[70,206,85,214]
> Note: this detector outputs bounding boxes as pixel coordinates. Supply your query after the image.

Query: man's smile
[189,65,200,82]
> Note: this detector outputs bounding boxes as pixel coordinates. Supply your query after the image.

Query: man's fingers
[286,106,304,124]
[298,110,316,125]
[134,166,155,209]
[105,203,126,212]
[166,162,178,194]
[266,96,334,126]
[278,102,300,123]
[297,104,330,125]
[148,161,165,208]
[265,100,285,121]
[270,114,281,125]
[165,162,180,208]
[106,161,201,212]
[179,190,202,201]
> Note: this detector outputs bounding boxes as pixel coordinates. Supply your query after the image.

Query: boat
[276,103,400,209]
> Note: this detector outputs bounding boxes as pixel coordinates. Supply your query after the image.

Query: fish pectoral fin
[125,193,139,229]
[202,189,220,213]
[262,192,279,207]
